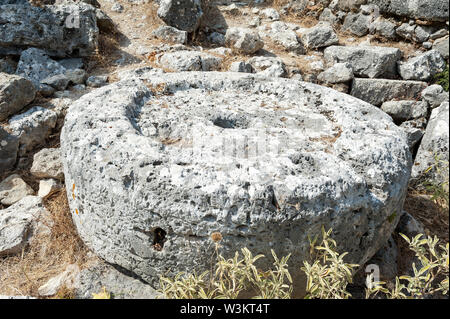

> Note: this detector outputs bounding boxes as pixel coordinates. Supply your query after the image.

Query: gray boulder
[41,74,70,91]
[225,27,264,54]
[157,0,203,33]
[0,196,48,256]
[351,78,427,106]
[61,71,412,296]
[381,100,428,122]
[395,23,416,41]
[8,106,58,155]
[157,51,222,71]
[411,102,449,186]
[342,12,372,37]
[152,26,188,44]
[0,73,37,121]
[86,75,108,88]
[398,50,446,81]
[0,174,34,206]
[367,0,449,22]
[324,45,402,79]
[0,56,17,74]
[0,127,19,172]
[229,61,254,73]
[370,17,397,39]
[30,148,64,181]
[0,3,99,57]
[15,48,67,88]
[269,29,306,55]
[318,62,354,84]
[433,36,449,60]
[300,22,339,49]
[246,57,287,78]
[421,85,449,109]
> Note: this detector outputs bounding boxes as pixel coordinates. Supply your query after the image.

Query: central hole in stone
[152,227,166,251]
[213,117,237,129]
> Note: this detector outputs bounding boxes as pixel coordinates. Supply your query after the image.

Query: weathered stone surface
[432,36,449,60]
[398,50,446,81]
[30,148,64,180]
[338,0,367,11]
[300,22,339,49]
[370,17,397,39]
[367,0,449,22]
[0,56,17,74]
[411,102,449,185]
[342,12,372,37]
[74,262,161,299]
[0,73,36,121]
[351,78,427,106]
[395,23,415,41]
[261,7,280,21]
[15,48,67,88]
[41,74,70,91]
[324,45,402,79]
[157,0,203,33]
[152,26,188,44]
[421,85,449,109]
[381,100,428,122]
[8,106,58,155]
[0,127,18,172]
[225,27,264,54]
[64,69,87,85]
[0,174,34,206]
[61,71,412,296]
[157,51,222,71]
[229,61,254,73]
[86,75,108,88]
[0,3,99,57]
[0,196,47,256]
[396,211,425,238]
[269,28,306,55]
[246,57,287,78]
[318,62,354,84]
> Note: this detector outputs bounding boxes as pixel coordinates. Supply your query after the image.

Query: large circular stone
[61,71,412,296]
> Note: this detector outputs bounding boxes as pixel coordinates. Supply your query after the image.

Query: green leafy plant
[366,234,449,299]
[159,234,292,299]
[301,227,359,299]
[434,64,449,92]
[421,154,449,212]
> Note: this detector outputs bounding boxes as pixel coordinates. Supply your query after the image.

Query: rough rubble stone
[398,50,446,81]
[157,51,222,72]
[30,148,64,180]
[0,196,48,256]
[318,62,354,84]
[261,7,280,21]
[0,3,99,57]
[0,57,17,74]
[152,26,188,44]
[319,8,339,25]
[399,121,425,151]
[225,27,264,54]
[0,73,37,122]
[324,45,402,79]
[157,0,203,33]
[421,85,450,109]
[414,26,430,43]
[395,23,416,41]
[38,179,63,198]
[342,12,372,37]
[396,211,425,238]
[0,127,18,172]
[86,75,108,88]
[268,29,306,55]
[8,106,58,156]
[351,78,427,106]
[411,102,449,185]
[246,57,287,78]
[64,69,87,85]
[0,174,34,206]
[41,74,70,91]
[432,36,449,60]
[367,0,449,22]
[380,100,428,122]
[15,48,67,88]
[61,71,412,296]
[370,17,397,39]
[300,22,339,49]
[338,0,367,11]
[229,61,254,73]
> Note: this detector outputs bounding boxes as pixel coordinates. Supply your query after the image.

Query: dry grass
[0,190,93,297]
